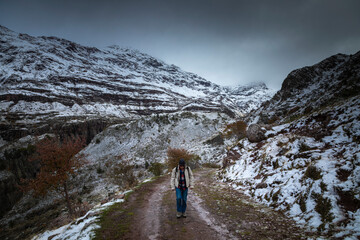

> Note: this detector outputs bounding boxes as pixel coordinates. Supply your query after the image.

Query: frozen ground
[222,96,360,238]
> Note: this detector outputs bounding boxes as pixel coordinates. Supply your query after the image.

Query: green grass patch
[148,162,164,176]
[93,203,132,240]
[93,175,164,239]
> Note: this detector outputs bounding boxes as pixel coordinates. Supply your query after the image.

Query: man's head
[179,158,185,170]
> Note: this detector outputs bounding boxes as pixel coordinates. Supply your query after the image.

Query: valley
[1,25,359,239]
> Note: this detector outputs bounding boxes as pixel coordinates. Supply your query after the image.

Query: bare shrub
[166,147,196,170]
[19,135,87,216]
[148,162,164,176]
[304,165,322,180]
[223,120,247,139]
[108,156,137,189]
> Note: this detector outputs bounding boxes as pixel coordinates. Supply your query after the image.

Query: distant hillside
[224,82,276,114]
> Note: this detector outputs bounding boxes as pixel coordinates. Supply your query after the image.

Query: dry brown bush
[223,120,247,139]
[166,147,194,170]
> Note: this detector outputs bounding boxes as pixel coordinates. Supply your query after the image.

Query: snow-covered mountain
[222,51,360,238]
[0,25,275,146]
[224,82,276,114]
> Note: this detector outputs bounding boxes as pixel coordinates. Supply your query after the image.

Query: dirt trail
[139,183,167,240]
[97,168,316,239]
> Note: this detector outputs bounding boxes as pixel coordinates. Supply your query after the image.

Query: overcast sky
[1,0,360,89]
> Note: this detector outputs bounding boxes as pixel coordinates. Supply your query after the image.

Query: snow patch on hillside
[222,97,360,238]
[83,112,230,166]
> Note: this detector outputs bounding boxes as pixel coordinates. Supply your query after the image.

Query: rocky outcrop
[249,50,360,124]
[246,124,265,143]
[0,116,116,143]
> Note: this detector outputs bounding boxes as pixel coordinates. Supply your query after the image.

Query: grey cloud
[1,0,360,89]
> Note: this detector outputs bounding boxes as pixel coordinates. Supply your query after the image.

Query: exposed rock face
[249,51,360,124]
[246,124,265,142]
[205,134,224,146]
[255,182,268,189]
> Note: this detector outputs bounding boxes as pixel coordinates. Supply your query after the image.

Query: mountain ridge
[0,25,274,144]
[250,50,360,124]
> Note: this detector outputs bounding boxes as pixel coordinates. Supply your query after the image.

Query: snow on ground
[31,193,130,240]
[222,97,360,238]
[31,171,157,240]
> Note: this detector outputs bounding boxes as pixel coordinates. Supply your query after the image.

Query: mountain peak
[0,25,17,36]
[223,83,275,113]
[0,25,12,32]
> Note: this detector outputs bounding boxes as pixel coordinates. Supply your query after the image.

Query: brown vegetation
[19,136,86,216]
[107,156,138,189]
[166,147,195,170]
[223,120,247,139]
[222,148,241,168]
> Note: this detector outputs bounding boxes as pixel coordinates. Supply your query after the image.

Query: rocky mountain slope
[0,24,278,146]
[251,51,360,124]
[222,51,360,238]
[0,25,274,146]
[0,25,221,143]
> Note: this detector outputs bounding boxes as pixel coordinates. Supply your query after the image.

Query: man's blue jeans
[176,188,188,213]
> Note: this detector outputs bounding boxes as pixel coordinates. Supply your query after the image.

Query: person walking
[170,158,194,218]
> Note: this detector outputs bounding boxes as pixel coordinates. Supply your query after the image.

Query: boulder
[256,182,268,189]
[246,124,266,143]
